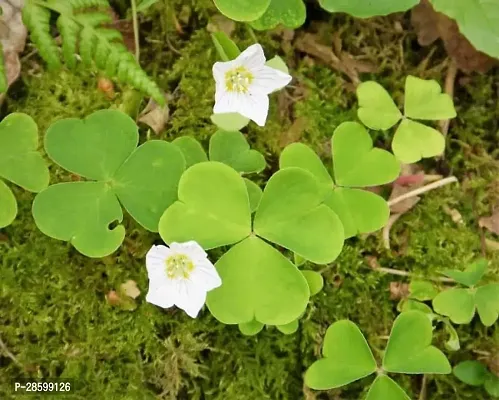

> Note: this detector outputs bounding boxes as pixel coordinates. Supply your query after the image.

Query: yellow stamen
[165,254,194,279]
[225,66,254,93]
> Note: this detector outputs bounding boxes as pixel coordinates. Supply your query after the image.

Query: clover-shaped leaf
[244,178,262,213]
[209,130,266,174]
[453,361,490,386]
[249,0,306,31]
[305,320,377,390]
[365,376,410,400]
[206,236,309,325]
[159,162,252,249]
[238,319,264,336]
[280,122,399,238]
[254,167,344,264]
[382,311,451,374]
[305,311,450,397]
[357,76,456,163]
[0,113,49,227]
[408,280,439,301]
[172,136,208,168]
[33,110,185,257]
[319,0,418,18]
[213,0,271,22]
[441,258,488,287]
[301,270,324,296]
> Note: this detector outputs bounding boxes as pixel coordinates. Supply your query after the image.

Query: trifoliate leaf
[159,162,252,249]
[209,130,266,174]
[249,0,306,31]
[213,0,271,22]
[356,81,402,130]
[172,136,208,168]
[441,258,488,287]
[453,361,489,386]
[404,76,456,120]
[207,236,309,325]
[254,168,344,264]
[382,311,451,374]
[392,119,445,164]
[432,288,476,324]
[304,320,377,390]
[319,0,418,18]
[365,375,410,400]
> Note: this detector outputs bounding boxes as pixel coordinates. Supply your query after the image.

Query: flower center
[165,254,194,279]
[225,66,254,93]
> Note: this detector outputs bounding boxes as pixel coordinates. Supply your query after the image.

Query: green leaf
[304,320,377,390]
[294,253,306,267]
[382,311,451,374]
[136,0,159,13]
[211,32,241,61]
[409,280,439,301]
[0,113,49,192]
[0,180,17,228]
[159,162,251,249]
[429,0,499,59]
[249,0,306,30]
[301,270,324,296]
[392,119,445,164]
[238,319,264,336]
[485,374,499,397]
[475,284,499,326]
[32,182,125,258]
[213,0,271,22]
[332,122,401,187]
[244,178,262,213]
[432,288,476,324]
[442,318,460,351]
[209,131,266,174]
[399,299,434,314]
[276,319,299,334]
[404,76,456,120]
[265,56,289,74]
[325,188,389,239]
[171,136,208,168]
[45,110,138,181]
[211,113,250,131]
[453,361,489,386]
[442,258,488,287]
[112,141,186,231]
[319,0,418,17]
[254,168,344,264]
[206,236,309,325]
[365,375,410,400]
[356,81,402,130]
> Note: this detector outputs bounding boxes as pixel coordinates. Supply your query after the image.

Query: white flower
[145,241,221,318]
[212,44,292,127]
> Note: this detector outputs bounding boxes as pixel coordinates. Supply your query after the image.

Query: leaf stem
[388,176,458,207]
[370,264,455,283]
[131,0,140,61]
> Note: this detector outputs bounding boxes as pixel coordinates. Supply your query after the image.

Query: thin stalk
[131,0,140,61]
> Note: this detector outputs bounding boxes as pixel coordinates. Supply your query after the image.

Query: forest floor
[0,0,498,399]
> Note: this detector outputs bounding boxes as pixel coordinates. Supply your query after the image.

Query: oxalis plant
[211,0,499,60]
[305,310,451,399]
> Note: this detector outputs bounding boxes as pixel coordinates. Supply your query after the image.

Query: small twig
[439,59,458,138]
[130,0,140,61]
[418,375,428,400]
[383,213,402,250]
[0,336,22,367]
[388,177,458,208]
[373,265,456,283]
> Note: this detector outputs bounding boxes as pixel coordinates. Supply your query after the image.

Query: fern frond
[22,0,164,104]
[22,3,62,70]
[0,43,7,94]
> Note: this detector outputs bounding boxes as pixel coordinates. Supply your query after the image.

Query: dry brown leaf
[411,0,497,73]
[206,14,235,36]
[443,205,464,225]
[138,96,170,134]
[0,0,27,101]
[389,165,424,215]
[120,280,141,299]
[389,282,410,300]
[485,238,499,252]
[479,211,499,236]
[279,117,308,148]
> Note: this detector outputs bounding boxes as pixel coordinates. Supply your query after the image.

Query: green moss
[1,6,499,400]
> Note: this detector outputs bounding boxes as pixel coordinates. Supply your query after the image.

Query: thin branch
[388,177,458,207]
[372,265,456,283]
[382,213,402,250]
[439,59,458,138]
[418,375,428,400]
[131,0,140,61]
[0,336,22,367]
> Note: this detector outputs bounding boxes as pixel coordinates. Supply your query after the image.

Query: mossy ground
[1,1,498,399]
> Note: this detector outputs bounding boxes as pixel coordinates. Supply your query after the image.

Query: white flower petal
[250,66,292,95]
[235,92,269,127]
[212,60,235,84]
[214,91,240,114]
[190,260,222,291]
[170,241,207,261]
[145,245,171,279]
[237,44,266,70]
[146,282,176,309]
[173,280,207,318]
